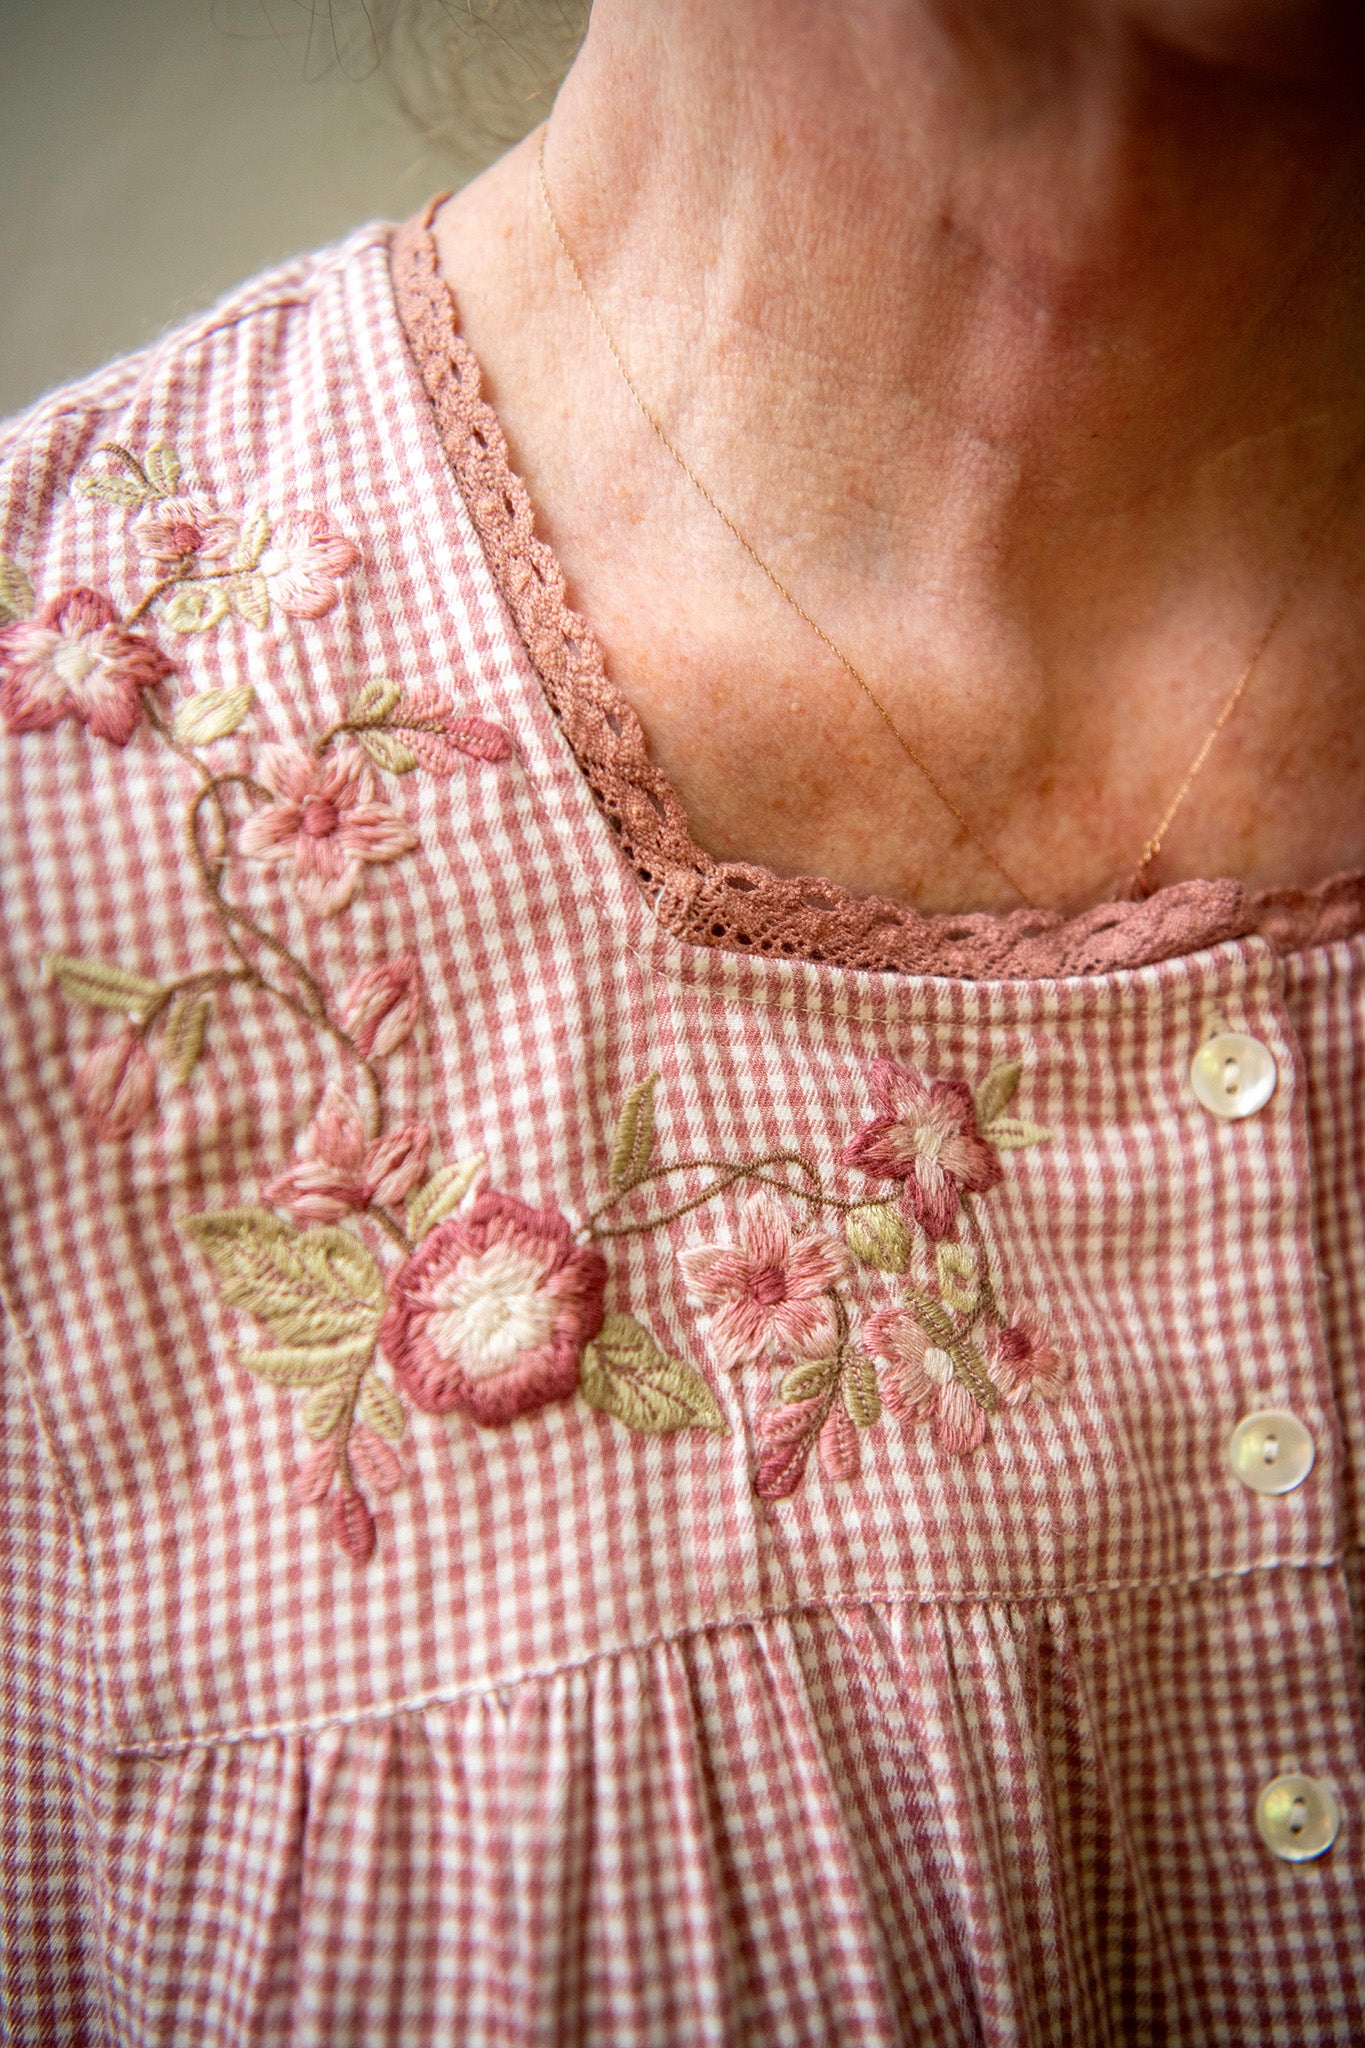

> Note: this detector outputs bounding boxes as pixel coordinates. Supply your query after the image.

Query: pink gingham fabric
[1,219,1364,2046]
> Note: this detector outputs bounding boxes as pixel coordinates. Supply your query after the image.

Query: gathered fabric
[0,214,1363,2045]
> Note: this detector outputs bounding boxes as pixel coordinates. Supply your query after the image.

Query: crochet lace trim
[390,211,1365,980]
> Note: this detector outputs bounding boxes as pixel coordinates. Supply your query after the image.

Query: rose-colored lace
[390,209,1365,980]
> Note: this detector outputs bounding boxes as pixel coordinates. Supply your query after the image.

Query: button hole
[1289,1798,1308,1836]
[1262,1435,1280,1464]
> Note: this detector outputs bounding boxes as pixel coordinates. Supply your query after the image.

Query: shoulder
[0,225,406,612]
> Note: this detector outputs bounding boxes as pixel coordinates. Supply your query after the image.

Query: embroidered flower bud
[339,955,421,1058]
[292,1439,338,1505]
[845,1203,911,1273]
[75,1029,156,1142]
[331,1485,376,1564]
[363,1122,430,1209]
[348,1425,404,1497]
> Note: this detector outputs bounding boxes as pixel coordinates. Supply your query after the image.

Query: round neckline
[388,207,1365,982]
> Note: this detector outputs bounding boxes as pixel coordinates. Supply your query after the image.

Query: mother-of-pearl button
[1190,1032,1278,1120]
[1255,1775,1340,1862]
[1227,1410,1315,1496]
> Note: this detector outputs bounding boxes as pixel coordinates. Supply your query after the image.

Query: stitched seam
[104,1553,1345,1756]
[0,1219,112,1744]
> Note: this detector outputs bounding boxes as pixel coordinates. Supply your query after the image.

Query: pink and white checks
[1,213,1364,2044]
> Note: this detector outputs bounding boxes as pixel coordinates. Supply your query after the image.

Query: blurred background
[0,0,586,418]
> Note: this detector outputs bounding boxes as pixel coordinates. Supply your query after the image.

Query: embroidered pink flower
[134,496,239,567]
[339,955,422,1058]
[863,1307,987,1455]
[842,1058,1002,1240]
[678,1192,850,1370]
[256,511,359,618]
[238,743,418,918]
[264,1083,430,1223]
[380,1190,607,1427]
[74,1029,156,1142]
[989,1316,1068,1406]
[0,587,173,745]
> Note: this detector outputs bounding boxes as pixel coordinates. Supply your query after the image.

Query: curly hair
[385,0,591,177]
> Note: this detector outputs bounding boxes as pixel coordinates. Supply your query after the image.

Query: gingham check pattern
[0,225,1363,2044]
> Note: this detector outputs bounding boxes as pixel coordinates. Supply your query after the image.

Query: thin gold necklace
[535,127,1360,911]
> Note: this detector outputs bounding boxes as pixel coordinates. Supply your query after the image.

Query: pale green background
[0,1,461,418]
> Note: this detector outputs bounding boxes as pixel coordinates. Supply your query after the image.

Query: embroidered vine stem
[367,1204,412,1254]
[124,565,242,628]
[585,1149,868,1239]
[180,769,384,1130]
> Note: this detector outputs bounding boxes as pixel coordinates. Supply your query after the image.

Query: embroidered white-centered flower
[380,1191,607,1426]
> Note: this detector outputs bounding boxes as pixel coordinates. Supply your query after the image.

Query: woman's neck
[435,2,1365,913]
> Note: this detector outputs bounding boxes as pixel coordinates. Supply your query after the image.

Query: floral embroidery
[253,510,360,620]
[263,1084,430,1225]
[339,956,422,1059]
[134,496,239,570]
[678,1194,849,1371]
[0,587,174,744]
[841,1057,1003,1239]
[381,1191,608,1426]
[7,440,1067,1551]
[73,440,359,636]
[632,1053,1062,1496]
[238,743,420,919]
[74,1027,158,1142]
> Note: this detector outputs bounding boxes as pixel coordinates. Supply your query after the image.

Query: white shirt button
[1228,1410,1315,1496]
[1255,1774,1340,1862]
[1190,1032,1278,1119]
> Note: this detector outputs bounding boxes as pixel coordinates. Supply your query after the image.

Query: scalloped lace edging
[389,212,1365,981]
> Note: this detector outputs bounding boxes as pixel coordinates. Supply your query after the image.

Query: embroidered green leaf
[301,1378,354,1441]
[161,989,212,1084]
[608,1074,659,1192]
[357,1370,407,1442]
[227,571,270,629]
[44,952,166,1020]
[975,1059,1023,1127]
[75,472,150,509]
[172,683,255,746]
[982,1115,1052,1151]
[0,555,34,626]
[359,729,419,774]
[841,1350,881,1429]
[580,1314,728,1435]
[407,1153,485,1239]
[936,1241,979,1313]
[951,1334,997,1413]
[778,1356,840,1403]
[183,1209,386,1347]
[845,1202,910,1273]
[348,679,404,728]
[162,581,231,634]
[143,443,182,497]
[900,1280,959,1352]
[234,509,272,571]
[239,1338,374,1387]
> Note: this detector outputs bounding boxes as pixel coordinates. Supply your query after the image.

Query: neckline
[388,208,1365,982]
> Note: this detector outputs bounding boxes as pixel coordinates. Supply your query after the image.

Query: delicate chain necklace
[536,127,1361,911]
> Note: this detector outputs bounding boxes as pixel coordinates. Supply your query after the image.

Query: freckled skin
[436,0,1365,914]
